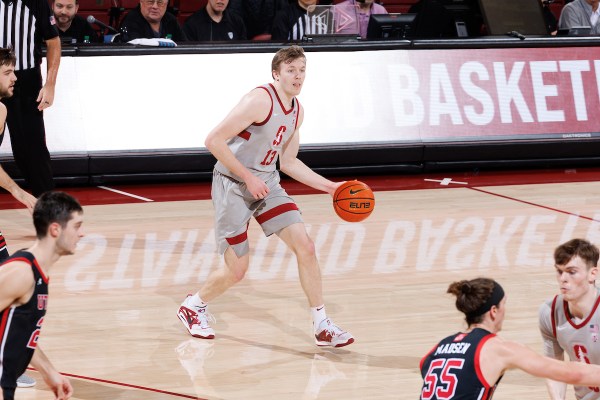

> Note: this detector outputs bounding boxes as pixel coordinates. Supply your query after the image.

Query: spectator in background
[409,0,483,37]
[183,0,247,41]
[53,0,100,43]
[541,0,558,34]
[558,0,600,34]
[333,0,387,38]
[271,0,322,41]
[228,0,287,39]
[119,0,187,42]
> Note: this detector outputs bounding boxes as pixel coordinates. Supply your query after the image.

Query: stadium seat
[548,0,564,21]
[383,4,412,13]
[120,0,139,8]
[252,33,272,40]
[174,0,205,24]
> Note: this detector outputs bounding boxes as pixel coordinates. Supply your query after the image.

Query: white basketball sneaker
[177,295,215,339]
[314,318,354,348]
[16,374,36,388]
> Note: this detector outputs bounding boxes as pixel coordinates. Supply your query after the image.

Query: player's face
[140,0,167,24]
[0,64,16,98]
[53,0,78,28]
[208,0,228,13]
[275,57,306,97]
[56,212,85,256]
[555,255,597,302]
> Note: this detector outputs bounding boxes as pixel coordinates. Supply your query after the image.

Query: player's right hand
[244,175,269,200]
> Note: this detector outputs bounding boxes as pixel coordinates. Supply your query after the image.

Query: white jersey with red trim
[214,83,300,182]
[539,292,600,399]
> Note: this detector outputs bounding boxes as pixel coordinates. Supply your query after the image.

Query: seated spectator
[333,0,387,39]
[409,0,483,37]
[558,0,600,34]
[183,0,247,41]
[541,0,558,34]
[52,0,99,43]
[271,0,321,41]
[119,0,187,42]
[228,0,287,39]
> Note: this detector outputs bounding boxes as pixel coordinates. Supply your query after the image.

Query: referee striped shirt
[272,2,328,41]
[0,0,59,71]
[290,13,328,40]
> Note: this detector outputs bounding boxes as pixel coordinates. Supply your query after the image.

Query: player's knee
[230,267,247,283]
[295,236,316,260]
[227,259,249,283]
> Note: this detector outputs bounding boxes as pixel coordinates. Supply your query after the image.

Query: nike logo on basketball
[349,189,365,195]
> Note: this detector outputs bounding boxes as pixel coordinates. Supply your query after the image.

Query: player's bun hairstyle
[0,47,16,68]
[271,45,306,78]
[33,191,83,239]
[447,278,496,325]
[554,238,599,269]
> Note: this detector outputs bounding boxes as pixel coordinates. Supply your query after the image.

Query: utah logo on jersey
[37,294,48,310]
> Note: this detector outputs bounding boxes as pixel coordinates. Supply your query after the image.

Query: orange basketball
[333,180,375,222]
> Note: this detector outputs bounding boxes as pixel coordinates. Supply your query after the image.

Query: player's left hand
[11,188,37,214]
[47,372,73,400]
[36,84,55,111]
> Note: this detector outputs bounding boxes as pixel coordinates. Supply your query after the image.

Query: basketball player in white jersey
[539,238,600,399]
[177,45,354,347]
[421,277,600,400]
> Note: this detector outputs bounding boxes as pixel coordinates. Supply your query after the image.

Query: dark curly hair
[0,47,16,68]
[447,278,498,325]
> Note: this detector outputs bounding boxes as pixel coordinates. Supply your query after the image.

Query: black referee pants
[1,67,54,197]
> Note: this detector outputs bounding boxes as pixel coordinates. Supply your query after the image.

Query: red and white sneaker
[177,295,215,339]
[314,318,354,348]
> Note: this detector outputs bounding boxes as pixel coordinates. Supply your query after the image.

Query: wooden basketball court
[6,168,600,399]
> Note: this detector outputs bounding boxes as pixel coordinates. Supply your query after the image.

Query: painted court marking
[28,368,205,399]
[98,186,154,202]
[424,178,468,186]
[469,187,600,223]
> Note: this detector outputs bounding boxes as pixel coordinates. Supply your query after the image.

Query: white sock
[187,293,207,309]
[311,304,327,331]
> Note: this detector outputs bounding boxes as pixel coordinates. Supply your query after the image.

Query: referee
[0,0,61,197]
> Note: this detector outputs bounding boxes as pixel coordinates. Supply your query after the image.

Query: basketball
[333,180,375,222]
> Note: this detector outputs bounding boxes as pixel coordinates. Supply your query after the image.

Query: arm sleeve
[120,12,147,40]
[270,11,289,40]
[37,0,60,40]
[234,14,248,40]
[558,4,588,29]
[539,299,565,360]
[167,15,188,42]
